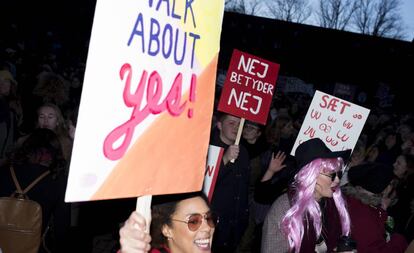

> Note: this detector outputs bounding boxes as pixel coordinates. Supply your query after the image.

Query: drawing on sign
[291,90,370,156]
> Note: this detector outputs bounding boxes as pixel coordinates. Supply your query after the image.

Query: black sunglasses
[320,171,343,181]
[171,212,219,231]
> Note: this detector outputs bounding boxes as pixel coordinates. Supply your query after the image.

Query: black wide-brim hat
[294,138,352,168]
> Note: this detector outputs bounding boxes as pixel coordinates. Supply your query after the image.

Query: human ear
[161,224,173,240]
[217,121,222,131]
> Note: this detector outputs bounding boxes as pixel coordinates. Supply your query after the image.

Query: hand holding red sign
[223,144,240,165]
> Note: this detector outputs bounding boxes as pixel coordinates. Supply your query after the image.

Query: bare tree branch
[353,0,373,34]
[225,0,263,16]
[249,0,262,15]
[316,0,359,30]
[225,0,247,13]
[266,0,312,23]
[353,0,406,39]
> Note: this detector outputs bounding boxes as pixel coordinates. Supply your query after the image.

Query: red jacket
[346,196,407,253]
[150,246,170,253]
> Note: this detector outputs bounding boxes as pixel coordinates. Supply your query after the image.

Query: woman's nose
[199,218,212,232]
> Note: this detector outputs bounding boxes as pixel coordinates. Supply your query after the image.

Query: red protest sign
[217,49,280,125]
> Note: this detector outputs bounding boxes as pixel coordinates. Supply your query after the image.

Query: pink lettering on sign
[326,136,338,146]
[311,109,321,120]
[103,63,196,161]
[319,95,351,114]
[353,114,363,119]
[327,116,337,123]
[319,123,332,133]
[343,120,353,129]
[336,130,350,142]
[304,126,316,138]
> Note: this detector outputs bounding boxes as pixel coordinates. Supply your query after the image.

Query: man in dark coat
[210,113,250,253]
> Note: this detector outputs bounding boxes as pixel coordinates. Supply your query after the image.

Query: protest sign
[65,0,225,202]
[291,90,370,156]
[202,145,224,202]
[217,49,280,125]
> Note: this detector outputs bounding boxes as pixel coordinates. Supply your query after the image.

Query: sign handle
[230,118,245,163]
[136,195,152,233]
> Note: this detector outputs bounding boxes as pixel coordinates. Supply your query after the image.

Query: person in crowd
[365,143,380,163]
[0,69,23,127]
[243,150,295,253]
[397,120,413,144]
[253,115,299,206]
[342,162,409,252]
[393,154,414,180]
[340,139,367,186]
[33,72,69,108]
[209,113,250,252]
[0,128,70,253]
[118,192,218,253]
[241,120,268,160]
[265,115,296,153]
[240,120,269,200]
[375,130,402,166]
[401,134,414,155]
[18,103,74,161]
[254,112,299,207]
[0,70,22,166]
[262,138,352,253]
[0,98,12,166]
[388,154,414,242]
[238,120,270,253]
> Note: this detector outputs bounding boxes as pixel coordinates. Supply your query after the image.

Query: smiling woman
[119,192,217,253]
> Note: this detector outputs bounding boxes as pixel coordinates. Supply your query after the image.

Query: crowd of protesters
[208,96,414,252]
[1,19,414,253]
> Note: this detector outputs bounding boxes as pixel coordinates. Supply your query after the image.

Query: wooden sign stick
[230,117,245,163]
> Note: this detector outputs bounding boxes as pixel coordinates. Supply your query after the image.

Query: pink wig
[280,158,350,252]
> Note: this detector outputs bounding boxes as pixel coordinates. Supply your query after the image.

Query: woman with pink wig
[262,138,354,253]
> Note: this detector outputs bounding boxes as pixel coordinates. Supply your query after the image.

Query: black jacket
[209,128,250,250]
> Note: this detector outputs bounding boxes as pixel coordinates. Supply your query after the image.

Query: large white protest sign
[65,0,225,202]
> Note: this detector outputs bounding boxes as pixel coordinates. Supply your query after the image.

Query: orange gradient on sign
[92,55,218,200]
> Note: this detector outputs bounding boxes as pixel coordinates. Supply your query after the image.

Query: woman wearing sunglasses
[262,138,354,253]
[119,192,218,253]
